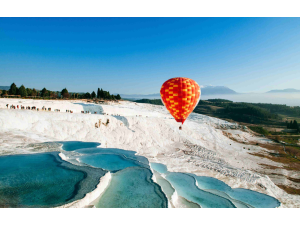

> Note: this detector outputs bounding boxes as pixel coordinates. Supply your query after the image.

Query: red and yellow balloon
[160,77,201,124]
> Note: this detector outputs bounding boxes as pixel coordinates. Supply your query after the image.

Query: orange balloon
[160,77,201,124]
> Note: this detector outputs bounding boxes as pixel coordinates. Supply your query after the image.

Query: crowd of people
[5,104,73,113]
[4,104,151,119]
[4,104,106,115]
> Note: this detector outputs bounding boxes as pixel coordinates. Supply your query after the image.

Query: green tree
[91,91,96,98]
[16,87,20,95]
[41,88,48,97]
[26,88,32,96]
[290,120,293,129]
[102,91,107,99]
[116,94,121,100]
[19,85,27,97]
[31,88,37,97]
[84,92,91,99]
[97,88,100,98]
[9,83,17,95]
[61,88,69,98]
[103,91,111,99]
[293,120,298,129]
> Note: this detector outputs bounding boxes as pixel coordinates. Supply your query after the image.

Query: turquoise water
[151,162,168,174]
[226,188,280,208]
[152,170,175,200]
[190,174,231,192]
[189,174,280,208]
[112,115,135,132]
[152,170,201,208]
[94,167,168,208]
[177,196,201,208]
[204,189,253,208]
[60,141,101,151]
[165,172,236,208]
[79,153,146,171]
[0,152,105,208]
[74,103,104,114]
[75,147,149,165]
[151,163,280,208]
[0,140,281,208]
[74,147,167,207]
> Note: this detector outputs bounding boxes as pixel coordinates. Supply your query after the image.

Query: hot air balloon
[160,77,201,129]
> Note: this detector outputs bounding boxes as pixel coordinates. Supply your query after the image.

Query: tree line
[134,99,163,105]
[286,120,299,132]
[133,98,279,120]
[132,98,288,125]
[223,103,280,120]
[198,100,280,120]
[0,83,121,100]
[250,103,300,117]
[199,99,300,118]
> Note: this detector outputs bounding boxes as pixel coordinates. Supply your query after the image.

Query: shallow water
[111,115,135,132]
[112,115,129,127]
[74,103,104,114]
[189,174,280,208]
[165,172,236,208]
[151,163,281,208]
[204,189,252,208]
[175,195,201,208]
[152,170,174,200]
[60,141,101,151]
[152,170,201,208]
[0,152,105,208]
[151,162,168,174]
[0,140,281,208]
[73,146,167,207]
[79,153,146,171]
[226,188,280,208]
[94,167,168,208]
[75,147,149,165]
[189,174,232,192]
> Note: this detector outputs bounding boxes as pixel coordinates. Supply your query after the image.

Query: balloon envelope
[160,77,201,124]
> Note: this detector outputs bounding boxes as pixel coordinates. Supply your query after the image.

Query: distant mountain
[0,86,10,90]
[200,85,237,95]
[119,86,237,100]
[267,88,300,93]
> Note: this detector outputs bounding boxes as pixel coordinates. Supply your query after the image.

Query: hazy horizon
[122,93,300,107]
[201,93,300,107]
[2,82,300,106]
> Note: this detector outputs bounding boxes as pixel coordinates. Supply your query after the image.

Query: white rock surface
[0,98,299,207]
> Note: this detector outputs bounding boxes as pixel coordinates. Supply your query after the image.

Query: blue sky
[1,18,300,94]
